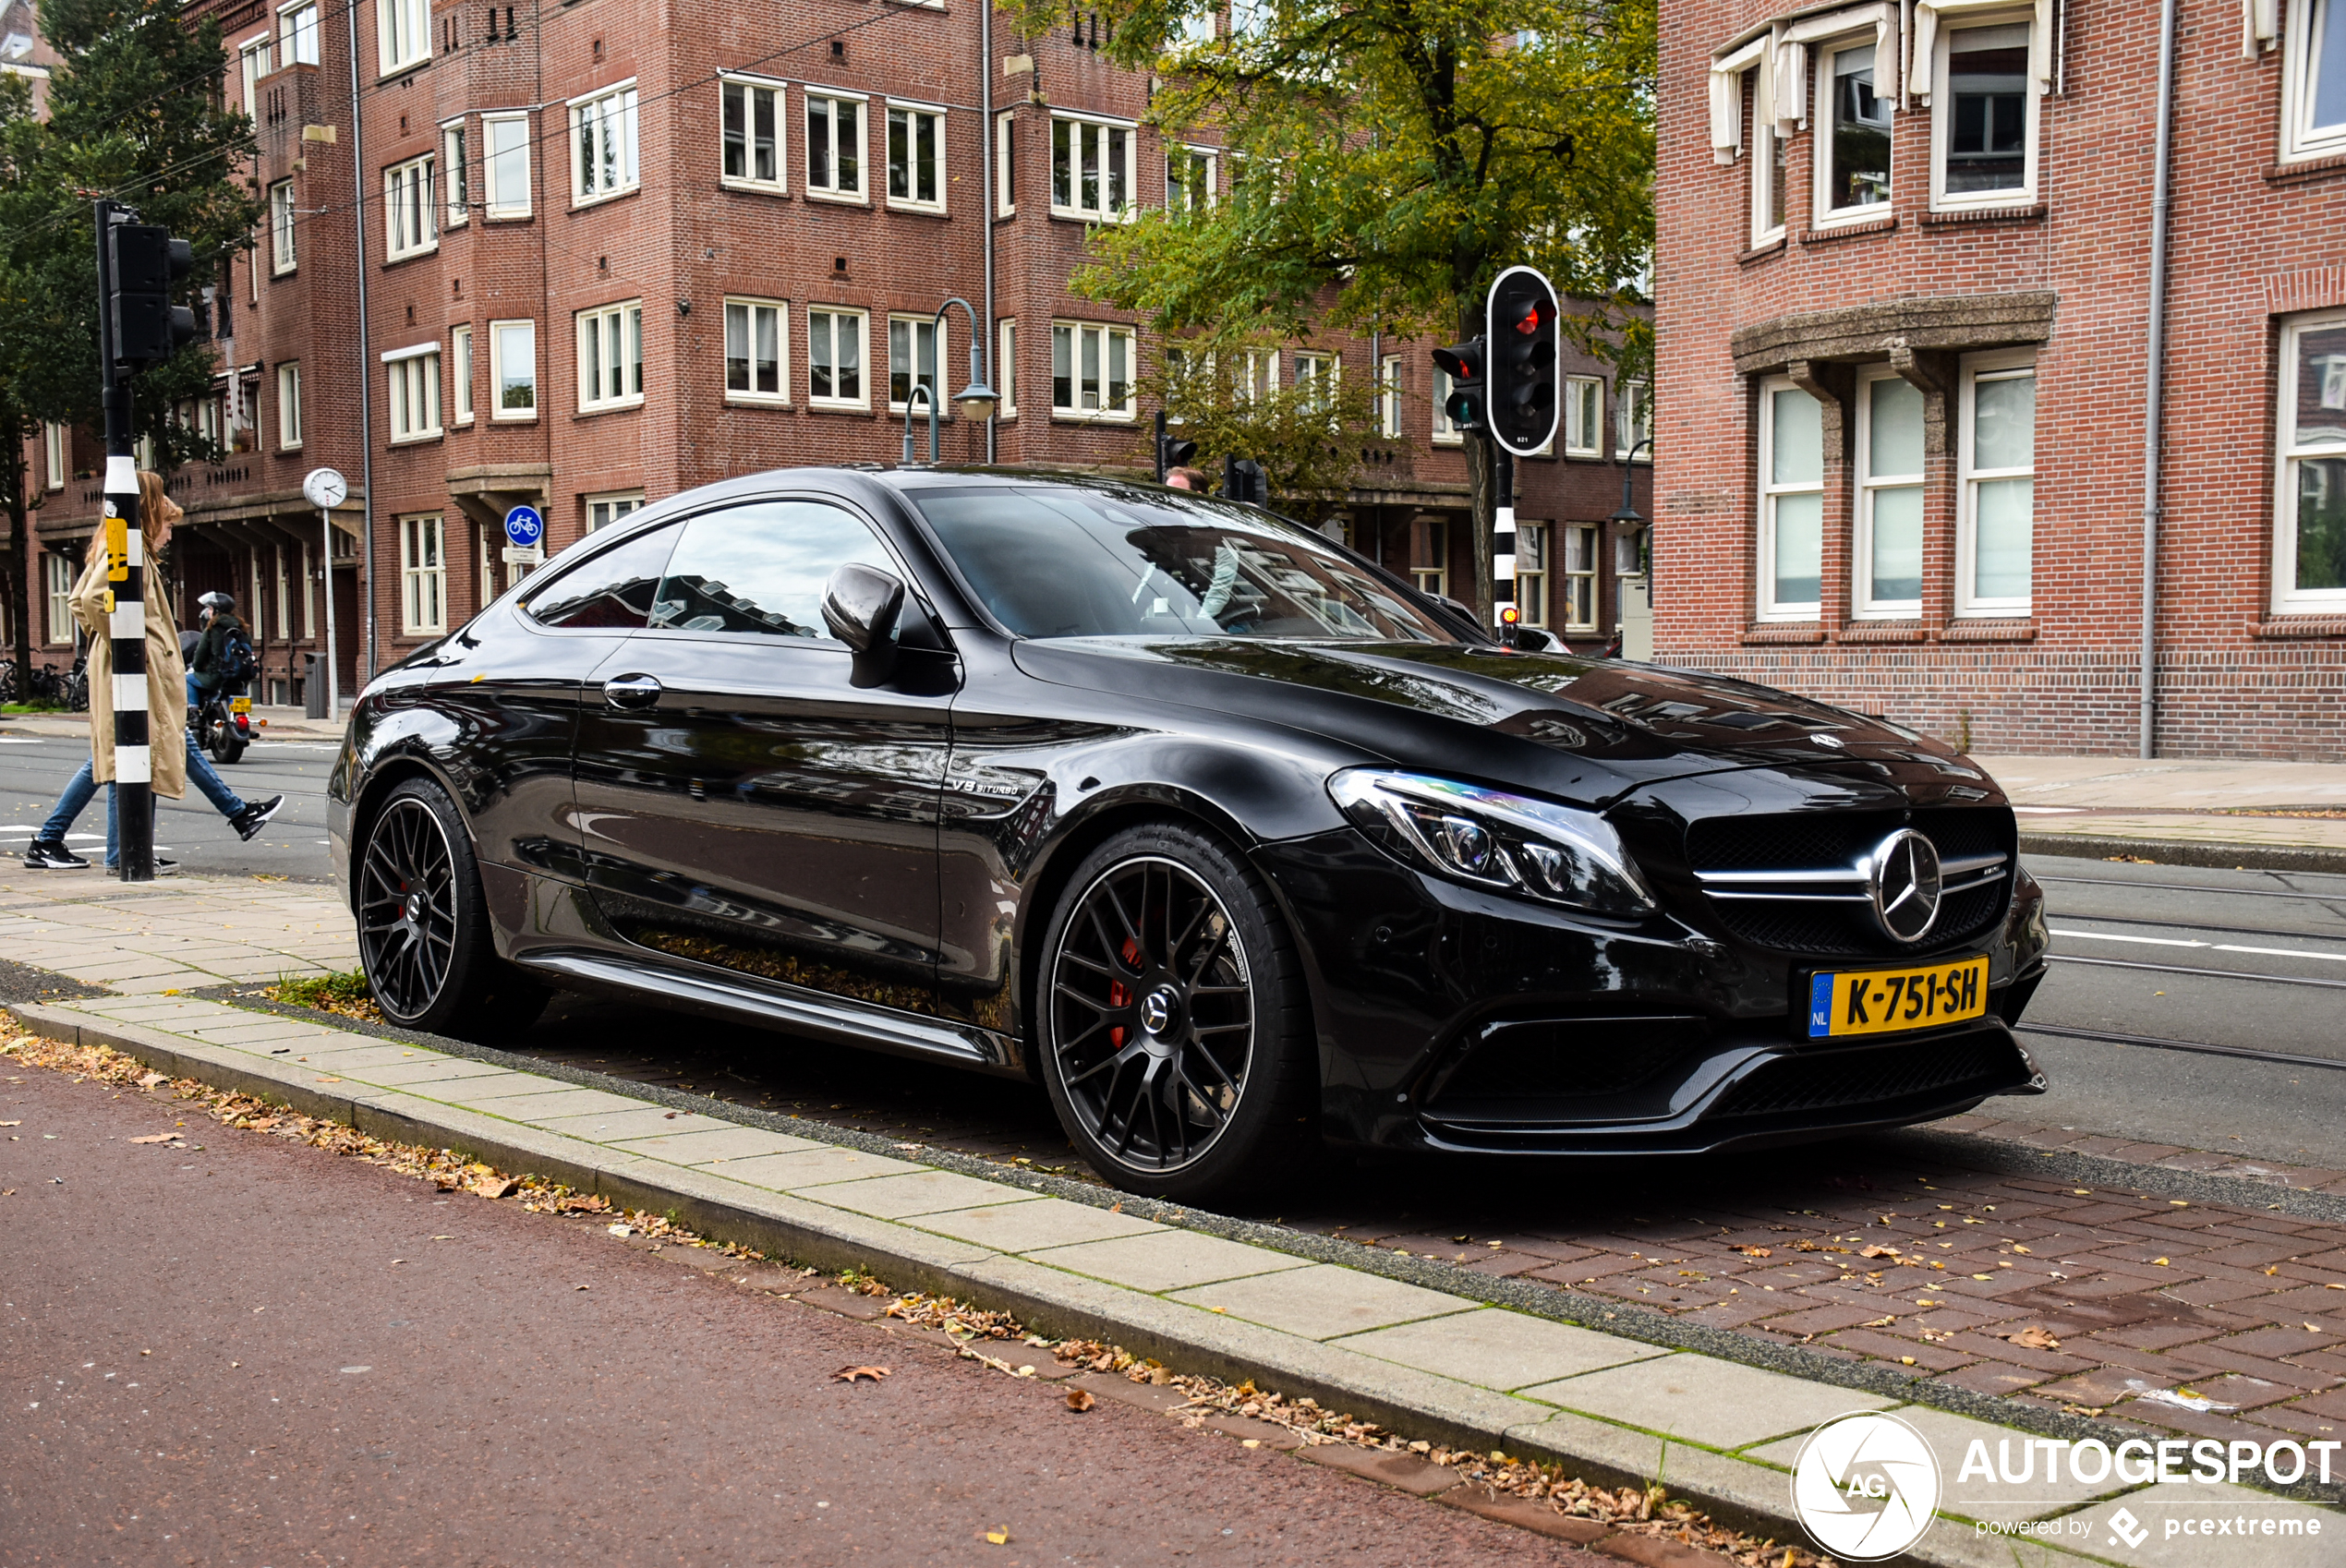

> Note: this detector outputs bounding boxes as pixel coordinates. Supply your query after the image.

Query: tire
[212,728,246,765]
[1035,822,1317,1204]
[356,778,548,1041]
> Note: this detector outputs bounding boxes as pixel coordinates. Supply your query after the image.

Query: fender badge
[1811,733,1845,749]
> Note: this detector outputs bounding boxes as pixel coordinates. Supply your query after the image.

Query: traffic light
[1158,432,1198,477]
[1431,339,1487,436]
[1487,265,1559,457]
[107,223,198,368]
[1222,455,1267,506]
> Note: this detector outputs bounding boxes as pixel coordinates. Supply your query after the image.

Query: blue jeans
[39,735,248,865]
[186,672,206,705]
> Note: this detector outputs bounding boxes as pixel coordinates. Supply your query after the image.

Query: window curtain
[1711,4,1902,154]
[2243,0,2278,57]
[1708,34,1769,162]
[1908,0,2056,104]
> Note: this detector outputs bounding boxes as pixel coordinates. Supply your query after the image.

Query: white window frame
[383,153,436,260]
[1854,364,1926,618]
[1616,380,1652,458]
[1758,374,1825,621]
[889,313,947,415]
[45,551,75,645]
[482,112,532,218]
[807,307,870,409]
[570,81,640,206]
[278,0,319,66]
[383,344,442,443]
[720,75,787,194]
[1560,523,1602,632]
[2273,310,2346,615]
[1514,521,1549,629]
[490,319,537,419]
[1049,114,1136,222]
[1955,348,2037,617]
[1412,517,1449,598]
[377,0,428,78]
[1433,365,1465,446]
[1813,34,1893,226]
[1378,355,1403,439]
[275,546,291,639]
[441,121,469,227]
[42,422,65,489]
[996,112,1016,215]
[576,300,646,414]
[269,179,296,273]
[1238,347,1278,404]
[1293,351,1336,412]
[276,362,302,449]
[399,513,447,636]
[998,318,1018,417]
[451,324,474,425]
[301,542,315,638]
[1563,376,1603,457]
[723,297,790,404]
[239,33,272,111]
[804,90,867,203]
[886,100,947,212]
[1051,320,1137,420]
[2284,0,2346,163]
[1168,145,1216,211]
[586,491,645,533]
[1929,14,2039,212]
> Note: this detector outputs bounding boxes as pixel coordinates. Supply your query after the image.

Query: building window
[1433,365,1465,445]
[806,93,864,199]
[441,124,469,226]
[1957,352,2036,615]
[1411,517,1448,598]
[1293,352,1336,411]
[378,0,427,75]
[1816,40,1891,219]
[722,78,785,191]
[998,318,1017,416]
[996,112,1016,214]
[2277,312,2346,612]
[483,113,531,216]
[45,552,75,645]
[808,308,867,406]
[1238,347,1277,403]
[400,514,446,635]
[725,298,788,402]
[1051,321,1135,418]
[451,325,474,424]
[578,301,645,412]
[1759,377,1823,619]
[280,0,319,65]
[42,422,66,489]
[889,314,944,413]
[275,547,291,639]
[1378,355,1403,438]
[269,180,296,273]
[276,362,302,449]
[301,543,316,637]
[1515,523,1548,627]
[239,34,272,110]
[386,347,441,442]
[888,103,945,211]
[2285,0,2346,162]
[383,154,436,259]
[1051,116,1133,221]
[1563,376,1602,457]
[1750,104,1785,246]
[586,492,644,533]
[1933,20,2035,207]
[490,319,536,417]
[1856,368,1925,615]
[572,83,640,203]
[1168,146,1215,211]
[1616,380,1651,457]
[1561,524,1600,631]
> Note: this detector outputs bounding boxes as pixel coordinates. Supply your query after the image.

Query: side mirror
[821,561,906,685]
[1508,625,1554,652]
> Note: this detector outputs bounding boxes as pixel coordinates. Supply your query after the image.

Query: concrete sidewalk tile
[530,1107,742,1143]
[1171,1263,1478,1342]
[349,1056,513,1087]
[484,1088,661,1124]
[1027,1229,1314,1295]
[1332,1309,1669,1393]
[265,1043,455,1074]
[915,1198,1163,1254]
[110,973,207,995]
[715,1146,926,1190]
[1499,1407,1666,1485]
[1747,1405,2119,1526]
[1518,1353,1893,1451]
[611,1126,826,1165]
[423,1071,580,1105]
[807,1168,1044,1220]
[2045,1487,2340,1568]
[183,1018,340,1044]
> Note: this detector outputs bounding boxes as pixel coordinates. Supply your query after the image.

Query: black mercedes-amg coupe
[330,467,2049,1200]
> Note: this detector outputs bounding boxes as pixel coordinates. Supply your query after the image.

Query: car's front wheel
[1036,823,1315,1203]
[356,777,546,1041]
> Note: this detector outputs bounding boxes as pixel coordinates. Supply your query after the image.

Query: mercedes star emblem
[1868,828,1943,944]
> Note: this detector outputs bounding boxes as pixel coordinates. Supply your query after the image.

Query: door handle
[602,673,662,709]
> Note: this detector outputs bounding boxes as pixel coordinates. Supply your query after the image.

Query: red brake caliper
[1108,937,1143,1047]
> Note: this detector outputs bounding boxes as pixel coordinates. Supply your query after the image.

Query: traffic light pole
[1492,445,1517,633]
[93,199,155,883]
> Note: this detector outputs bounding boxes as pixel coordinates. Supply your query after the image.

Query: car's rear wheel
[1037,823,1315,1203]
[357,778,547,1040]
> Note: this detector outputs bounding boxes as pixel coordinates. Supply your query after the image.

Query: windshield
[913,486,1459,643]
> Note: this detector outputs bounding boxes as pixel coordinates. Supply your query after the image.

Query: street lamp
[901,296,998,465]
[1611,435,1651,578]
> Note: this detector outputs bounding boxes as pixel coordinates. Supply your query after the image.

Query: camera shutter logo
[1790,1411,1942,1561]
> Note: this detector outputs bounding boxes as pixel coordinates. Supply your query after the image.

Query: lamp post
[901,296,998,465]
[1611,436,1652,580]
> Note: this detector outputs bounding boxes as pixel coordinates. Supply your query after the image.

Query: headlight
[1327,768,1656,917]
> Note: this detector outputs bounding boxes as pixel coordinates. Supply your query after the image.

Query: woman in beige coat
[21,473,282,872]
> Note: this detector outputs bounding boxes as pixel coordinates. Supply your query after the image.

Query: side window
[647,501,894,640]
[525,523,680,628]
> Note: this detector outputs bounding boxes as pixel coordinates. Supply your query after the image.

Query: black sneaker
[101,859,177,875]
[23,839,91,870]
[229,795,284,842]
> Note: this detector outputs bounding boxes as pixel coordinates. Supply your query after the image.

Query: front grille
[1711,1035,2024,1120]
[1685,807,2014,958]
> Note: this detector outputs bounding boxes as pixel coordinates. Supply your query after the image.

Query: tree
[1138,344,1381,523]
[0,0,258,696]
[1027,0,1656,610]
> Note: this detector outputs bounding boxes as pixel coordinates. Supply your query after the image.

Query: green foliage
[1139,347,1381,521]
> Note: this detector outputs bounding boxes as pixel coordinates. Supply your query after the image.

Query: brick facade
[1656,0,2346,759]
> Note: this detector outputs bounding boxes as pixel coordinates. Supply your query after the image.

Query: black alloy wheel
[1039,824,1314,1202]
[355,778,547,1040]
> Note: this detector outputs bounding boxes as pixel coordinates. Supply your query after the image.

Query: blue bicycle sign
[503,504,545,549]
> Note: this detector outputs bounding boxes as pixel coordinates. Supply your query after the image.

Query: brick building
[16,1,1651,703]
[1657,0,2346,758]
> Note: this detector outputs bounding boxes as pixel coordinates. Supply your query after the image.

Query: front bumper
[1253,827,2046,1154]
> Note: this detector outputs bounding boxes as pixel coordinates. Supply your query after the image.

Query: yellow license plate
[1808,956,1989,1039]
[231,696,251,714]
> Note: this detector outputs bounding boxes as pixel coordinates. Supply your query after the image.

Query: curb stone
[2019,832,2346,876]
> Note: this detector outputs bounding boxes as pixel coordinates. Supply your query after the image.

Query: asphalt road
[0,1064,1603,1568]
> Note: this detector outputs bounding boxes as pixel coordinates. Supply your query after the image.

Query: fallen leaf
[607,1223,635,1237]
[469,1176,517,1200]
[2006,1326,2062,1350]
[2266,1266,2280,1276]
[315,1076,343,1084]
[1734,1245,1772,1258]
[1065,1387,1096,1412]
[1859,1245,1899,1259]
[2012,1246,2032,1255]
[1971,1273,1993,1281]
[2309,1323,2328,1333]
[2152,1257,2171,1267]
[2328,1283,2346,1290]
[1900,1357,1916,1365]
[1861,1316,1899,1328]
[1916,1298,1941,1307]
[128,1134,174,1144]
[0,1121,18,1128]
[834,1365,891,1383]
[1241,1438,1262,1448]
[985,1527,1010,1546]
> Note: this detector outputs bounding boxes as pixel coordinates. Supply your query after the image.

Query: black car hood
[1009,637,2003,808]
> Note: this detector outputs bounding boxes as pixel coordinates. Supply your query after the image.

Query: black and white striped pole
[1492,446,1518,633]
